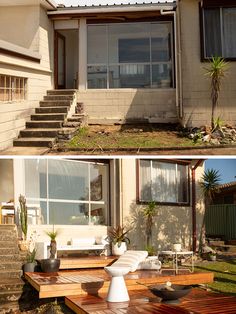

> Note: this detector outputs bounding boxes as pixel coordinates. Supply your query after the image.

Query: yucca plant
[107,225,130,247]
[143,201,157,248]
[46,227,58,259]
[19,195,27,241]
[204,56,228,130]
[199,168,221,253]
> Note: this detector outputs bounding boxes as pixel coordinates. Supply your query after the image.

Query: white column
[78,18,87,90]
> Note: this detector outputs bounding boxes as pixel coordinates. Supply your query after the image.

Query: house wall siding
[180,0,236,127]
[78,89,177,123]
[0,5,54,150]
[120,159,204,251]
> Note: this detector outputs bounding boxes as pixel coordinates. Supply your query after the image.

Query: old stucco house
[0,0,236,150]
[0,158,204,252]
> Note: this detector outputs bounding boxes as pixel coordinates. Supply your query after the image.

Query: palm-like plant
[143,201,157,248]
[199,168,221,253]
[19,195,27,241]
[46,228,58,259]
[204,56,228,130]
[107,226,130,247]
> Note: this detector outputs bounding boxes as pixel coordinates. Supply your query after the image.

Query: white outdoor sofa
[35,237,109,259]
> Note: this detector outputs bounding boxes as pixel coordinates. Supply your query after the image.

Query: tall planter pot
[112,242,127,256]
[40,258,60,273]
[23,262,36,273]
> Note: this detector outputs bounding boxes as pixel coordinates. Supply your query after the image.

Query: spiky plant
[19,195,27,241]
[199,168,221,253]
[204,56,228,130]
[107,226,130,247]
[46,228,58,259]
[143,201,157,248]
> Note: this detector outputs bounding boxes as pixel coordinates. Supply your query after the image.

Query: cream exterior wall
[0,5,54,150]
[78,89,177,123]
[180,0,236,127]
[120,159,205,251]
[0,159,14,204]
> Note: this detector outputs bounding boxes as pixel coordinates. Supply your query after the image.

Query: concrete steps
[13,89,86,147]
[14,137,56,147]
[0,226,26,310]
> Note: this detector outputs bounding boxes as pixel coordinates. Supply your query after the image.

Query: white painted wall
[120,159,205,251]
[0,159,14,204]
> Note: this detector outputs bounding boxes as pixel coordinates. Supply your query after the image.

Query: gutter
[191,159,205,253]
[48,4,176,16]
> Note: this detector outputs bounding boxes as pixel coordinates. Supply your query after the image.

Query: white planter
[173,243,182,252]
[112,242,127,256]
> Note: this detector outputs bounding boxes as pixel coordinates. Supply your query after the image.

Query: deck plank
[65,289,236,314]
[25,269,214,299]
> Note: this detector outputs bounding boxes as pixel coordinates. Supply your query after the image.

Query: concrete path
[0,147,49,156]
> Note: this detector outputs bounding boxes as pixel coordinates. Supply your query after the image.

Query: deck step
[0,241,18,249]
[39,100,72,107]
[36,107,68,114]
[31,113,66,121]
[0,255,21,262]
[13,137,56,147]
[20,128,62,138]
[0,278,25,293]
[44,95,74,101]
[26,120,63,128]
[47,89,76,95]
[0,248,19,256]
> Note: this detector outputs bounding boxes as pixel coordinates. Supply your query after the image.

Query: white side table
[160,250,194,275]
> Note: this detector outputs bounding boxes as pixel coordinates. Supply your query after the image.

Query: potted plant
[143,201,157,249]
[208,252,217,261]
[40,227,60,272]
[23,248,37,273]
[107,226,130,256]
[18,195,28,251]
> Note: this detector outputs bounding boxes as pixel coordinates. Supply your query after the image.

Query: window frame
[0,74,27,102]
[136,159,190,206]
[87,21,175,89]
[200,3,236,61]
[24,159,110,226]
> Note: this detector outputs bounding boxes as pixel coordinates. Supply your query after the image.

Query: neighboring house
[0,158,204,251]
[1,0,236,150]
[213,181,236,204]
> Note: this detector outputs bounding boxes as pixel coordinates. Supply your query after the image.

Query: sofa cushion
[71,237,95,246]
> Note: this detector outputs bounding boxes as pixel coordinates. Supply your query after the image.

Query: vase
[112,242,127,256]
[40,258,60,272]
[23,262,36,273]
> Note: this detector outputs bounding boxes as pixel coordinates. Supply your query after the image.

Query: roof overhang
[0,0,57,10]
[48,3,176,18]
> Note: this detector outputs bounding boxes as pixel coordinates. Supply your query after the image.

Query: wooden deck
[25,269,214,298]
[65,288,236,314]
[59,256,117,269]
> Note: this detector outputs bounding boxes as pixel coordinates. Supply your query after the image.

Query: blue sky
[205,159,236,184]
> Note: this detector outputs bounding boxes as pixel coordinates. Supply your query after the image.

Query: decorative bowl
[149,284,192,304]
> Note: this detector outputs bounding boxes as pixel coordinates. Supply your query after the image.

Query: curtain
[223,8,236,58]
[204,8,222,57]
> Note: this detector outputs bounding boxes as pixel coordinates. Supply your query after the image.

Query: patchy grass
[195,260,236,295]
[67,125,196,149]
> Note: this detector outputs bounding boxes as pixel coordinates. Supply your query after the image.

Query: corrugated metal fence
[206,204,236,240]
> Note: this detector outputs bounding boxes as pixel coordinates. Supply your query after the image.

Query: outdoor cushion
[110,250,148,272]
[71,237,95,246]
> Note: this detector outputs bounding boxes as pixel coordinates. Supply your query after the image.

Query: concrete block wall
[180,0,236,127]
[78,89,177,124]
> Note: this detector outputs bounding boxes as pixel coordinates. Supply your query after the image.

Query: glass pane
[25,159,47,199]
[152,64,172,88]
[109,64,150,88]
[108,23,150,63]
[177,165,188,203]
[204,8,222,57]
[151,23,172,62]
[87,66,107,89]
[223,8,236,58]
[140,160,152,201]
[152,161,177,203]
[90,164,108,202]
[87,25,107,64]
[49,202,89,225]
[26,200,47,225]
[48,160,89,201]
[91,204,107,225]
